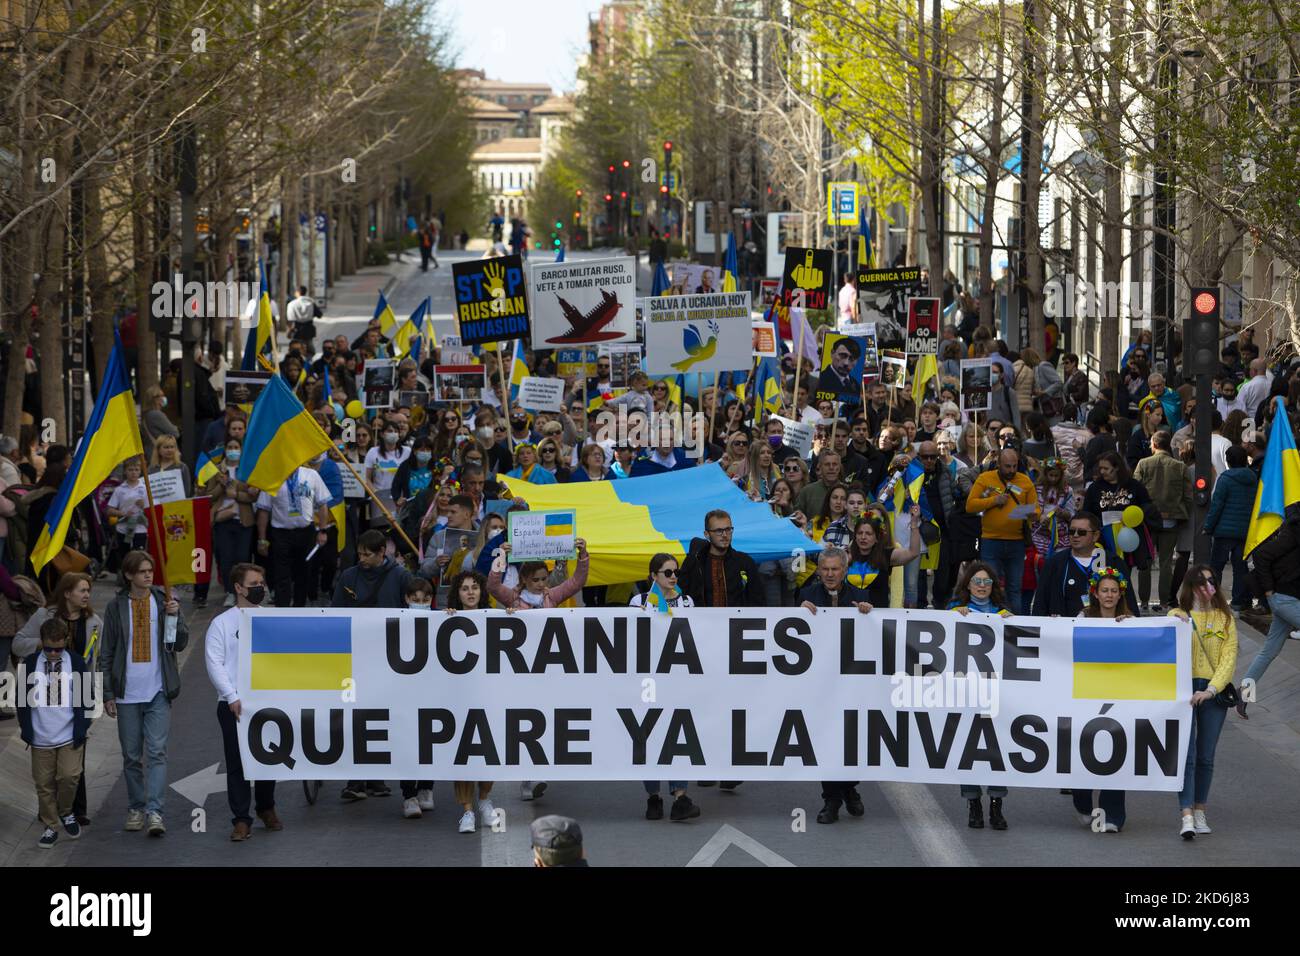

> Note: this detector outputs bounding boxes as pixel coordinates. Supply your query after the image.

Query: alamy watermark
[1043,276,1155,322]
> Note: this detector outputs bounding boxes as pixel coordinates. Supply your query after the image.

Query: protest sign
[398,390,429,408]
[439,334,474,366]
[881,350,908,389]
[225,370,271,408]
[530,257,637,348]
[518,376,565,412]
[507,508,577,562]
[906,297,941,354]
[363,359,396,408]
[780,247,833,311]
[774,415,813,457]
[339,466,365,499]
[237,608,1192,787]
[669,262,722,296]
[816,333,870,402]
[752,321,777,357]
[146,469,186,504]
[644,292,753,376]
[452,255,531,347]
[556,348,599,378]
[839,322,880,379]
[858,267,924,345]
[961,357,993,413]
[433,365,486,403]
[758,278,781,309]
[605,345,642,388]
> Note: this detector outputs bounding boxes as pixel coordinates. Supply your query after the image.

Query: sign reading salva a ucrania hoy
[237,608,1191,788]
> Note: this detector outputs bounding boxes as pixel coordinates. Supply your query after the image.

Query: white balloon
[1116,527,1140,553]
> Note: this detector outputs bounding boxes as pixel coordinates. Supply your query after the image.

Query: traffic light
[1194,474,1211,508]
[607,165,615,173]
[575,189,583,198]
[1184,287,1220,376]
[604,193,613,202]
[620,191,627,199]
[660,184,669,194]
[621,159,630,169]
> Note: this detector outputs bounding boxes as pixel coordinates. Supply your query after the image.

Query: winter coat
[488,552,589,609]
[1133,451,1191,521]
[99,587,190,702]
[1203,466,1258,540]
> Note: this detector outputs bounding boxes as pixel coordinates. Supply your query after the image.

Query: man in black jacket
[678,510,765,608]
[796,547,872,824]
[1032,511,1138,616]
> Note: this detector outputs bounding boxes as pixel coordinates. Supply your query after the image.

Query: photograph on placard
[815,332,869,402]
[857,266,922,347]
[880,349,908,389]
[960,357,994,413]
[605,344,643,388]
[433,365,487,403]
[363,359,396,408]
[224,370,272,407]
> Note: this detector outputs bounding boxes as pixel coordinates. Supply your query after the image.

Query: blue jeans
[1180,678,1228,810]
[1245,590,1300,684]
[979,538,1026,613]
[960,784,1007,799]
[116,691,171,815]
[903,556,919,607]
[1210,537,1250,608]
[643,781,688,795]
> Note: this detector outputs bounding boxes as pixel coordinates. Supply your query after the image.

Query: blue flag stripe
[1073,626,1176,664]
[251,616,352,655]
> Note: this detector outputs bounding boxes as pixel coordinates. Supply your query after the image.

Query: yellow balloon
[1122,505,1144,528]
[345,400,364,420]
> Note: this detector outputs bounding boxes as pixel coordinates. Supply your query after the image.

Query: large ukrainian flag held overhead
[235,373,334,493]
[1245,396,1300,556]
[241,258,277,371]
[498,465,818,586]
[31,331,144,572]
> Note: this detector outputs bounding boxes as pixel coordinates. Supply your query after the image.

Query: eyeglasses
[658,568,678,577]
[1068,528,1093,537]
[784,464,801,470]
[998,432,1016,440]
[731,440,749,448]
[969,577,995,586]
[707,526,734,534]
[494,426,507,433]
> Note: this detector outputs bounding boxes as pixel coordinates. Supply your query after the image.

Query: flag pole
[138,454,171,601]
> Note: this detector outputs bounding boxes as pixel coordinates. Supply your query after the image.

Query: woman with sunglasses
[719,431,752,484]
[430,408,463,465]
[627,554,702,822]
[504,442,557,485]
[1072,567,1135,832]
[568,442,611,482]
[948,560,1013,830]
[781,456,810,498]
[1168,566,1237,839]
[536,437,570,482]
[845,507,922,607]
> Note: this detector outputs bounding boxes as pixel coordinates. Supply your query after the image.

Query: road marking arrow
[170,763,226,807]
[686,824,795,867]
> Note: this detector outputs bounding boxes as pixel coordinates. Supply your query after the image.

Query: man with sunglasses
[1032,511,1138,616]
[586,357,613,397]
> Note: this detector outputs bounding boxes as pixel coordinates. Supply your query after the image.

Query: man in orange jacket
[965,447,1039,613]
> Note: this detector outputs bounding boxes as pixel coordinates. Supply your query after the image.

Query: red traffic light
[664,141,673,151]
[575,189,583,197]
[1193,291,1218,314]
[620,191,627,199]
[608,165,615,173]
[604,193,613,202]
[1195,476,1208,491]
[660,185,669,193]
[622,160,631,168]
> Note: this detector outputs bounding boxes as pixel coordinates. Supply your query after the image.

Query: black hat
[529,815,586,866]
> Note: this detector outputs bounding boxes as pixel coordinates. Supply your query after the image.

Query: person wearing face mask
[364,421,410,527]
[205,438,258,608]
[986,363,1021,430]
[392,437,437,510]
[205,563,281,841]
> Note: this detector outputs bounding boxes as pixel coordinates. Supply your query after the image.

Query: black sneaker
[340,785,367,802]
[75,815,90,826]
[968,798,985,829]
[61,814,81,839]
[719,781,742,791]
[988,798,1008,830]
[38,827,57,848]
[816,800,840,824]
[365,782,391,797]
[670,795,701,822]
[646,794,664,820]
[844,788,865,817]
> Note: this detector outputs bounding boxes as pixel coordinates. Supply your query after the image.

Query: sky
[442,0,607,91]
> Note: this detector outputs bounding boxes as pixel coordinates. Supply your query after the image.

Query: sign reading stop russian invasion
[453,255,531,347]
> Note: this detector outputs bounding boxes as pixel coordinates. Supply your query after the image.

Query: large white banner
[529,257,637,349]
[644,292,753,376]
[237,608,1191,789]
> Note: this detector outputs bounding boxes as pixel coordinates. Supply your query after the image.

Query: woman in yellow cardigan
[1168,564,1237,841]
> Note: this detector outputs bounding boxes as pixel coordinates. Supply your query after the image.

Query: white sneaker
[1194,809,1212,834]
[223,593,235,608]
[416,788,435,812]
[458,809,476,833]
[1103,823,1120,833]
[124,809,145,832]
[1180,814,1196,840]
[478,798,497,826]
[519,781,547,802]
[402,797,422,819]
[146,812,165,837]
[1289,629,1300,640]
[1078,813,1093,827]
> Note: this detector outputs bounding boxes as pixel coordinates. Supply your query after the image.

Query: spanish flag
[374,289,398,338]
[146,497,212,586]
[1245,396,1300,556]
[241,258,277,371]
[30,331,143,572]
[235,374,334,493]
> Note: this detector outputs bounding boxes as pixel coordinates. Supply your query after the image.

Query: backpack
[1049,422,1090,492]
[2,484,50,572]
[0,574,45,643]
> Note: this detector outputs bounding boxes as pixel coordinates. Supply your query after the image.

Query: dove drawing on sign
[671,319,720,372]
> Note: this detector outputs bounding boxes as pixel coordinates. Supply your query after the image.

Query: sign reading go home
[237,608,1192,788]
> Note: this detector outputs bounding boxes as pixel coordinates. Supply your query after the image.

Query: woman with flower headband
[504,442,557,485]
[1072,566,1135,832]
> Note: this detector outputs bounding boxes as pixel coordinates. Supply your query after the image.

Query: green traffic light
[555,221,563,230]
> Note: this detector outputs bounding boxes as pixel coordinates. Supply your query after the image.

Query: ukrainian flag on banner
[1072,625,1177,701]
[499,465,817,586]
[544,511,573,537]
[31,331,143,572]
[250,616,352,691]
[241,258,277,371]
[374,290,398,338]
[1245,396,1300,556]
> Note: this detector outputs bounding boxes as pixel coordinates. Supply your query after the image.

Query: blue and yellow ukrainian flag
[250,616,352,691]
[392,298,428,360]
[236,374,334,493]
[241,258,277,371]
[722,233,739,293]
[1072,625,1177,700]
[31,331,143,572]
[509,339,530,403]
[544,511,574,537]
[751,356,782,424]
[857,205,873,268]
[499,465,816,586]
[1245,396,1300,556]
[195,445,224,487]
[374,290,398,338]
[647,580,672,616]
[651,261,671,297]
